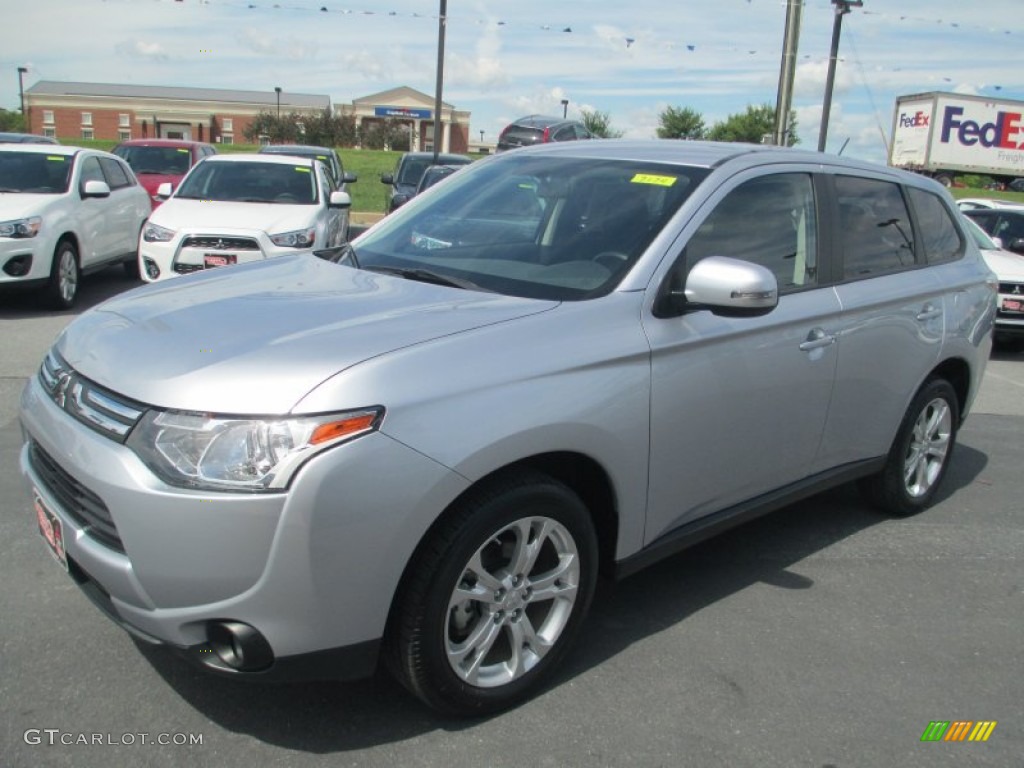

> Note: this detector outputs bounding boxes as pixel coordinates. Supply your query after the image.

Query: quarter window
[835,176,915,278]
[683,173,819,292]
[907,187,963,264]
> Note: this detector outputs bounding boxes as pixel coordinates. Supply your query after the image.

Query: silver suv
[19,141,996,715]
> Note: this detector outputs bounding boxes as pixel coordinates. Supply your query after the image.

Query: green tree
[242,111,304,144]
[302,108,358,148]
[0,108,26,132]
[359,118,406,150]
[707,103,800,146]
[656,106,706,140]
[580,109,624,138]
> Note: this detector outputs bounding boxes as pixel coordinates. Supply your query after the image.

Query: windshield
[176,160,318,204]
[354,154,708,300]
[0,152,72,194]
[113,145,192,176]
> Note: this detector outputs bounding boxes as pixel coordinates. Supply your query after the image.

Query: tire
[933,173,954,188]
[122,258,141,279]
[386,468,598,715]
[860,378,959,517]
[47,239,80,310]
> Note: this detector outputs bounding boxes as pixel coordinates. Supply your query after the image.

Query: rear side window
[835,176,915,279]
[684,173,819,292]
[907,187,963,264]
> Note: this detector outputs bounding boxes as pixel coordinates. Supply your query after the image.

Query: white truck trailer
[889,92,1024,189]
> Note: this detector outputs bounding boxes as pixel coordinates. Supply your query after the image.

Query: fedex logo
[940,106,1023,149]
[899,111,929,129]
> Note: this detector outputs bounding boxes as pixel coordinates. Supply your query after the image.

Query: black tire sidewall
[48,241,79,309]
[399,475,598,715]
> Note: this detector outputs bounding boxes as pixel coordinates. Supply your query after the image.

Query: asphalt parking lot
[1,267,1021,768]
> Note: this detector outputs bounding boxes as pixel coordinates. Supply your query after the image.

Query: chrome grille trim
[37,350,146,444]
[181,235,260,251]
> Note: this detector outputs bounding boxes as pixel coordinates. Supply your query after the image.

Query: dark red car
[112,139,216,209]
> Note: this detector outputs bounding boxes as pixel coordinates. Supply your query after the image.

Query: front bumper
[19,373,469,680]
[139,228,312,282]
[0,236,49,286]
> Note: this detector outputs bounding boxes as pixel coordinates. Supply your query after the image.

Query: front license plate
[1002,297,1023,313]
[203,253,237,268]
[34,491,68,571]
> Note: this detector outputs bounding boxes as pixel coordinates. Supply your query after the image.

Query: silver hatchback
[19,140,996,715]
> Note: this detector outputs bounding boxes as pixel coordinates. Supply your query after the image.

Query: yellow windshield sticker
[295,167,311,173]
[631,173,677,187]
[177,149,189,153]
[47,156,65,162]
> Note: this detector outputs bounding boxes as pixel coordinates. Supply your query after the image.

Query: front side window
[354,156,708,300]
[98,157,131,189]
[907,187,963,264]
[835,175,915,278]
[78,156,104,185]
[682,173,819,292]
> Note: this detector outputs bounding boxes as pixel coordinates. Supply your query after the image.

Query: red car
[112,139,216,209]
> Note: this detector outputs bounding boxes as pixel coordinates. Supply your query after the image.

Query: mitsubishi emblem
[54,372,72,409]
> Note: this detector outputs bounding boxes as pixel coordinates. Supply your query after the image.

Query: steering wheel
[592,251,629,270]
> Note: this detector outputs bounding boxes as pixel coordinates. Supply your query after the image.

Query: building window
[81,128,94,140]
[81,112,92,126]
[119,114,131,128]
[222,118,233,132]
[221,134,233,145]
[43,110,54,124]
[118,130,131,141]
[43,127,56,138]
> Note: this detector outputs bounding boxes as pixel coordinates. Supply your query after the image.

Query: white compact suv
[138,153,351,281]
[20,140,996,715]
[0,145,150,308]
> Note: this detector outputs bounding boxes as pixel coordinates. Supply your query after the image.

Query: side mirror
[671,256,779,318]
[991,235,1004,249]
[380,173,394,185]
[1009,237,1024,254]
[342,172,358,184]
[81,179,111,199]
[156,182,174,198]
[329,190,352,209]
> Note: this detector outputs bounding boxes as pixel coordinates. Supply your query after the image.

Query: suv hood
[152,198,319,233]
[981,248,1024,281]
[56,255,556,414]
[0,192,63,218]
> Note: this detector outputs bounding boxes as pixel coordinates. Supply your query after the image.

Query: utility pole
[432,0,447,164]
[773,0,802,146]
[818,0,863,152]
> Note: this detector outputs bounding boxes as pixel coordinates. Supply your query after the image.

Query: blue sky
[2,0,1021,163]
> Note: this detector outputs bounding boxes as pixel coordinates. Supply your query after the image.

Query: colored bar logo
[921,721,997,742]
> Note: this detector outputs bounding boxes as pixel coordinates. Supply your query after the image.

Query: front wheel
[860,378,959,517]
[386,469,598,715]
[47,240,80,310]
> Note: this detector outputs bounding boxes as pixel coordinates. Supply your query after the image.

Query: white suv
[139,153,351,281]
[0,145,150,308]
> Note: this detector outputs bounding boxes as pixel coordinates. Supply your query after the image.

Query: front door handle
[799,327,836,351]
[916,303,942,322]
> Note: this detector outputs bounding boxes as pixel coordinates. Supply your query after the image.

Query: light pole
[479,129,484,144]
[274,86,282,119]
[561,99,569,118]
[17,66,28,126]
[818,0,863,152]
[432,0,447,164]
[773,0,802,146]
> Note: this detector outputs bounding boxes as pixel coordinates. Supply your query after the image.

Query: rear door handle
[916,304,942,322]
[799,327,836,351]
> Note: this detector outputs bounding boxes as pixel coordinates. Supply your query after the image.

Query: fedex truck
[889,92,1024,189]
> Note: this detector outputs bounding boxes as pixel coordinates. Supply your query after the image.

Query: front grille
[29,441,124,552]
[39,351,146,443]
[181,236,260,251]
[999,282,1023,295]
[173,264,205,274]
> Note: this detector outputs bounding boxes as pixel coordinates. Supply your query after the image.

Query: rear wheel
[386,469,598,715]
[933,173,954,188]
[860,378,959,517]
[47,240,80,310]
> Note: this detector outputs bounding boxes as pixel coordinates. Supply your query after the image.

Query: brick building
[23,81,330,145]
[23,81,472,152]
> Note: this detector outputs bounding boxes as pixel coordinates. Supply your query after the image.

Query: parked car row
[1,141,356,306]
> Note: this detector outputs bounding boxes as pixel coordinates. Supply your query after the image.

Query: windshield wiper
[364,265,490,292]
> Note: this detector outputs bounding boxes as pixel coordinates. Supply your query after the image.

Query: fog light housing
[3,254,32,277]
[207,621,274,671]
[144,258,160,280]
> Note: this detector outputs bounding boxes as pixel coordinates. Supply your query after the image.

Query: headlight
[0,216,41,239]
[142,222,176,242]
[270,227,316,248]
[127,407,384,492]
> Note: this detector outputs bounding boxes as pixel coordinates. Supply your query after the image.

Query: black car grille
[39,351,146,443]
[181,236,260,251]
[998,281,1023,295]
[29,441,124,553]
[173,264,205,274]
